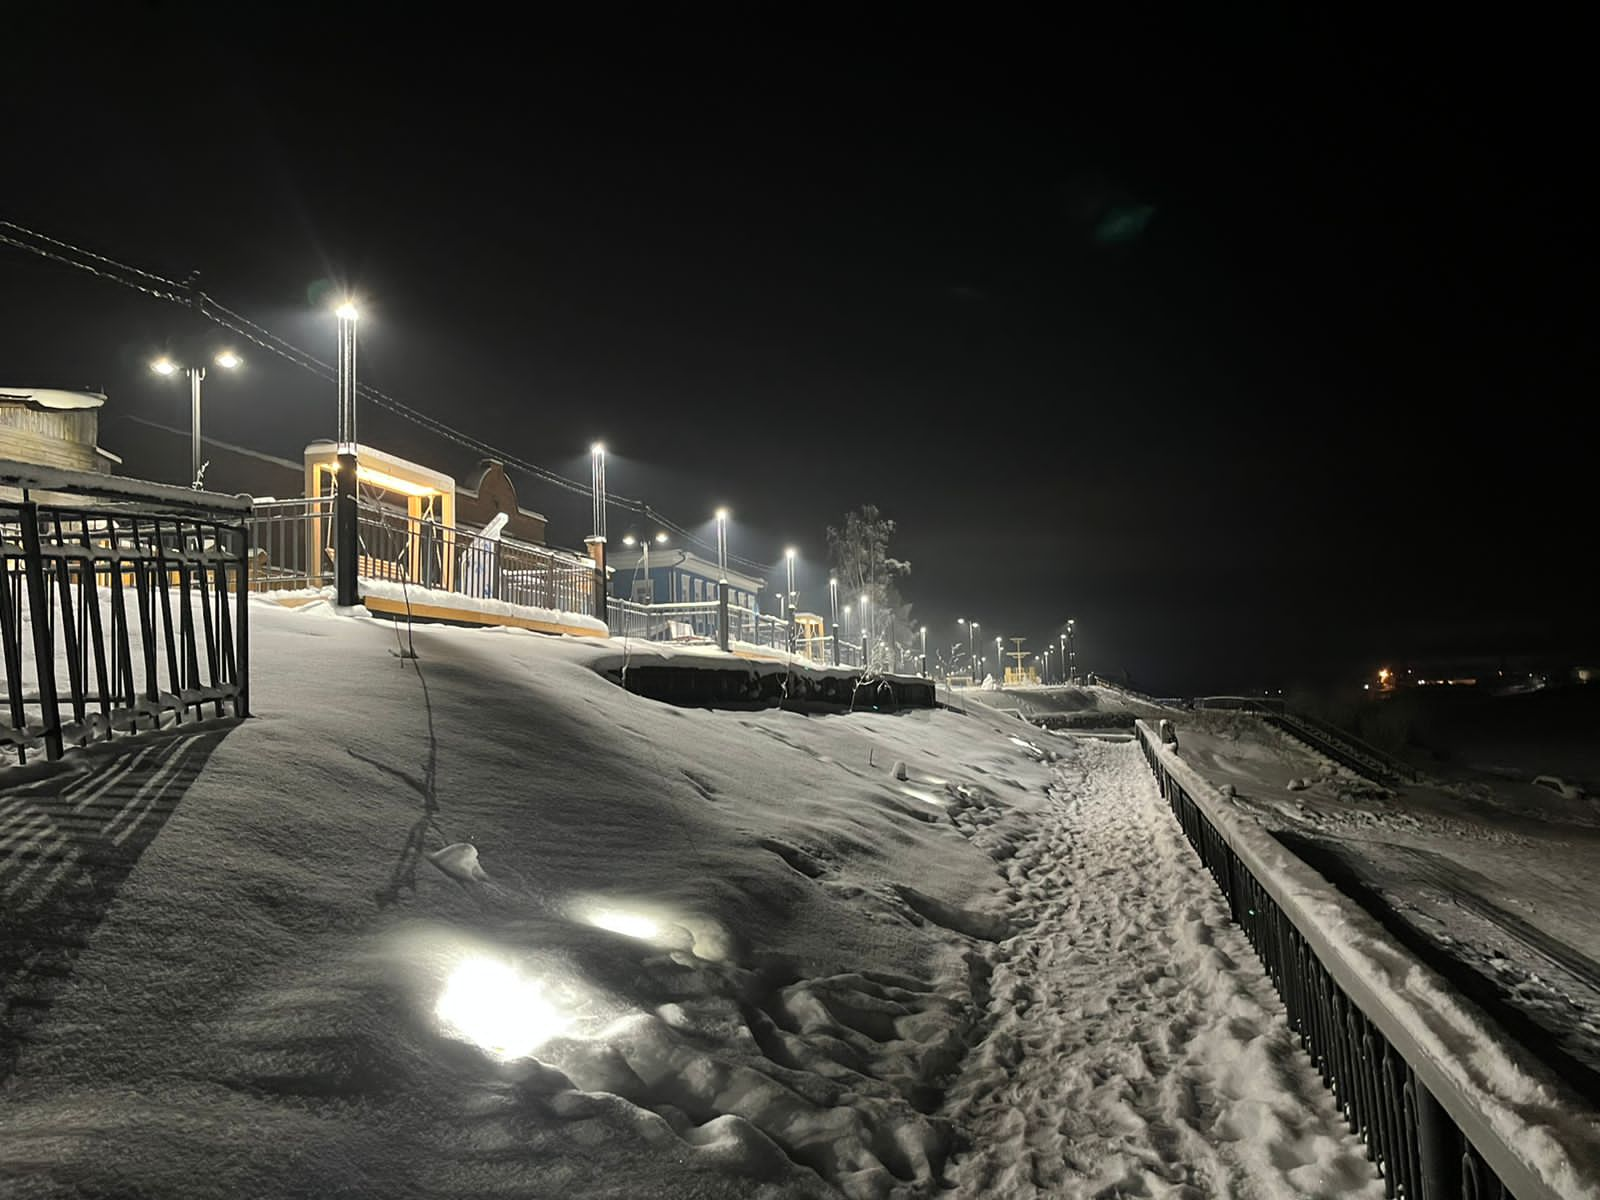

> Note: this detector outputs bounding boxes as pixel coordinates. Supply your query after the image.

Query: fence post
[1413,1081,1461,1200]
[585,536,608,623]
[717,581,730,652]
[335,450,359,607]
[235,524,251,718]
[18,502,64,761]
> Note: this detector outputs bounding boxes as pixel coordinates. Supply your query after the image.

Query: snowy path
[943,738,1383,1199]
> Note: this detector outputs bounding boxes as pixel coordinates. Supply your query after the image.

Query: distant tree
[827,505,912,671]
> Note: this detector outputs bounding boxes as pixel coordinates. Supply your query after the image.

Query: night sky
[5,19,1589,694]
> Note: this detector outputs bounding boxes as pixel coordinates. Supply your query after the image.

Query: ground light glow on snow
[434,957,571,1060]
[587,909,662,941]
[573,897,726,959]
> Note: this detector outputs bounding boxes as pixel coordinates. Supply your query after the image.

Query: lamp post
[334,300,359,607]
[150,349,242,488]
[861,592,872,670]
[716,506,732,632]
[995,635,1003,683]
[920,625,928,677]
[620,532,668,599]
[1067,618,1077,684]
[829,575,839,665]
[584,443,608,620]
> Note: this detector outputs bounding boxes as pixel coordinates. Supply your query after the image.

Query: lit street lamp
[333,299,360,606]
[713,508,731,651]
[920,625,928,676]
[621,531,668,601]
[829,576,840,665]
[996,635,1003,682]
[150,349,242,487]
[861,592,872,669]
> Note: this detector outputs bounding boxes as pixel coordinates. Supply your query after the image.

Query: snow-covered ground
[1174,711,1600,1105]
[1,599,1380,1198]
[944,683,1165,732]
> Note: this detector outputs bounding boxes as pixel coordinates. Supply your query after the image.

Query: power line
[1,217,777,574]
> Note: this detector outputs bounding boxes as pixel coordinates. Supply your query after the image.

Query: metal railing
[247,498,595,617]
[1134,719,1553,1200]
[606,597,721,642]
[2,463,251,765]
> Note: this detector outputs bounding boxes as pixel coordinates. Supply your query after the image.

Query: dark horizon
[4,22,1590,695]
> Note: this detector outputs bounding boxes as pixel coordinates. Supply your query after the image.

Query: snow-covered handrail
[1135,720,1600,1200]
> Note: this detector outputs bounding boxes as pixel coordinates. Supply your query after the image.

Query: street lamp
[149,349,242,487]
[996,635,1003,683]
[920,625,928,677]
[784,546,798,612]
[620,531,668,600]
[333,299,360,606]
[959,619,978,678]
[714,508,729,581]
[861,592,872,670]
[829,576,840,666]
[590,443,607,544]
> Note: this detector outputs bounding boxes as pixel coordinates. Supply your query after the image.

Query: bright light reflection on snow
[574,898,726,960]
[588,909,661,940]
[435,957,570,1060]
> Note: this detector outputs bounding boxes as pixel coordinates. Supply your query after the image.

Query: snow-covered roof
[0,387,107,411]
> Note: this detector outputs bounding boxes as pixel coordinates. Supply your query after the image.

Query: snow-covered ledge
[1136,720,1600,1200]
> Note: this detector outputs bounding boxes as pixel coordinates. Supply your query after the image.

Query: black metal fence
[1135,722,1519,1200]
[245,498,596,617]
[2,468,251,766]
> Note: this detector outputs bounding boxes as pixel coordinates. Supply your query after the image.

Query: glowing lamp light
[335,301,360,321]
[785,547,796,559]
[322,461,438,497]
[435,957,569,1060]
[715,507,729,520]
[591,441,605,455]
[150,357,177,376]
[213,350,242,369]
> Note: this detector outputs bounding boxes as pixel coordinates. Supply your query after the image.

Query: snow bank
[0,599,1056,1199]
[1139,721,1600,1200]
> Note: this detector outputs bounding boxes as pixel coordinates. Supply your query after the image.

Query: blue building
[607,545,765,634]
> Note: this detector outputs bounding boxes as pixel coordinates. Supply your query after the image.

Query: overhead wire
[1,217,775,573]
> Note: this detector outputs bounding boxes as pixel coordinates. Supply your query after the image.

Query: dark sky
[4,18,1589,693]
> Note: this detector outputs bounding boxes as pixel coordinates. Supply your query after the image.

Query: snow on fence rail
[2,460,251,765]
[247,497,596,619]
[1135,718,1600,1200]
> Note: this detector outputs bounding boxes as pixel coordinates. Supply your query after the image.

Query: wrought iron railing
[246,498,595,617]
[1134,719,1574,1200]
[2,463,251,765]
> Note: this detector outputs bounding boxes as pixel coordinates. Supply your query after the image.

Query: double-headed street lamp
[620,531,668,598]
[150,349,242,487]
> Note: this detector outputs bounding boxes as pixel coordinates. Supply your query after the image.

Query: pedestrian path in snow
[943,738,1384,1199]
